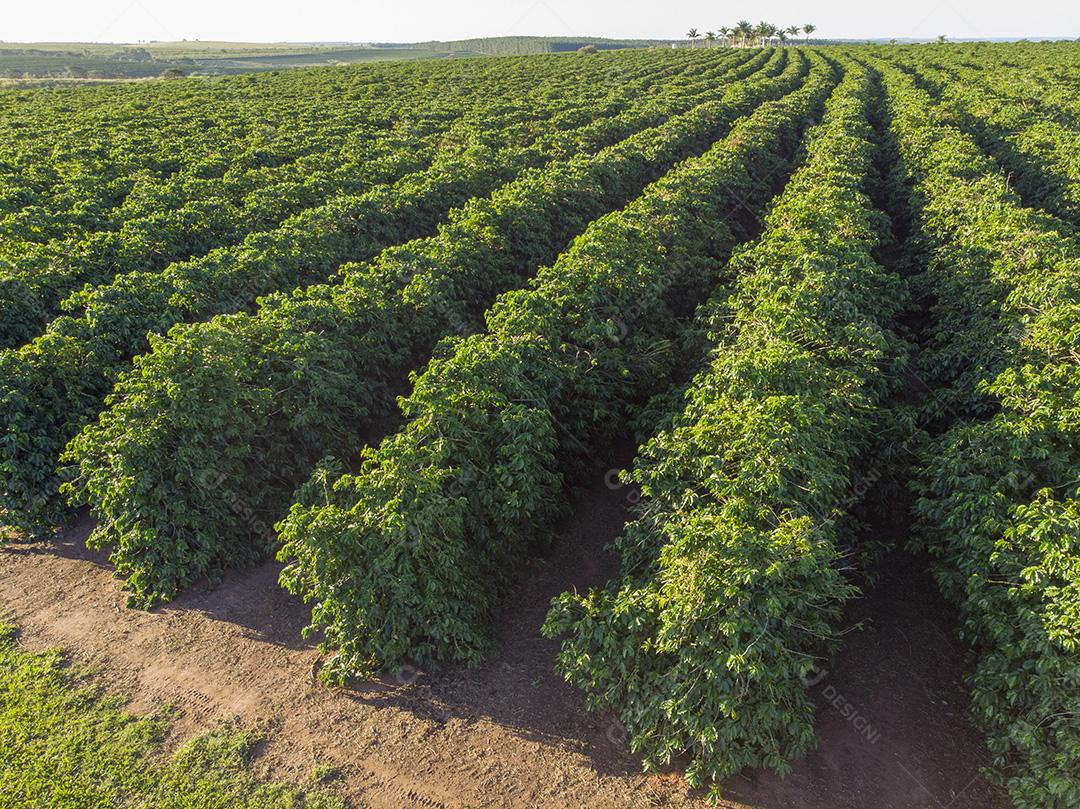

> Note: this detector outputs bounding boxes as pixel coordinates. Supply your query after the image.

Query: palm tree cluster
[686,22,816,47]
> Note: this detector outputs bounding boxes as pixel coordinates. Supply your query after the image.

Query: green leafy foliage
[1,48,766,535]
[3,51,681,347]
[889,52,1080,230]
[883,65,1080,809]
[64,49,806,607]
[544,65,910,789]
[2,43,1079,804]
[275,54,837,682]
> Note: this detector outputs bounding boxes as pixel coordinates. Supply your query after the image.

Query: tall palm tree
[718,26,731,47]
[778,30,788,45]
[736,20,752,47]
[803,23,816,45]
[786,25,801,42]
[754,21,771,48]
[705,31,717,47]
[687,28,700,48]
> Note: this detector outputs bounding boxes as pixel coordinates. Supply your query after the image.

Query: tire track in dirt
[0,466,1010,808]
[0,496,692,809]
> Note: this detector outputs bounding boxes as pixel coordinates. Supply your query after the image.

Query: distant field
[0,41,469,80]
[406,35,676,54]
[0,36,682,80]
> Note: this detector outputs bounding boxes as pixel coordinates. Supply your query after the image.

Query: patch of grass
[0,623,345,809]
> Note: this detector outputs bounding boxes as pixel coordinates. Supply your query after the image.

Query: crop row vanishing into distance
[1,42,1078,806]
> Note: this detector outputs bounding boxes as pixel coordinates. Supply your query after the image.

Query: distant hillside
[0,41,458,81]
[380,36,677,55]
[0,37,684,81]
[3,35,1073,82]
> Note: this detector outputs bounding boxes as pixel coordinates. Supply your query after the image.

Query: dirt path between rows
[0,466,1010,809]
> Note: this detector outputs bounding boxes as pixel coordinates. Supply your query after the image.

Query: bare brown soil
[0,468,1010,809]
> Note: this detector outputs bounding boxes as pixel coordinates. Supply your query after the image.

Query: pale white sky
[0,0,1074,44]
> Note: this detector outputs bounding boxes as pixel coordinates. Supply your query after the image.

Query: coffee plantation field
[1,42,1077,808]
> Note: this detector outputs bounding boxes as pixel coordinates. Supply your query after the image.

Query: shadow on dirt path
[722,549,1009,809]
[0,446,1008,808]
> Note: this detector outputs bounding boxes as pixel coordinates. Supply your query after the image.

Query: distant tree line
[686,22,817,47]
